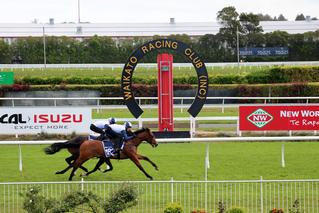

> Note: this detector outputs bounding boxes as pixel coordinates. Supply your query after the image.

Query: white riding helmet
[124,121,132,129]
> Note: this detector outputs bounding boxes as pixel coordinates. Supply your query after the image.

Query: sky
[0,0,318,24]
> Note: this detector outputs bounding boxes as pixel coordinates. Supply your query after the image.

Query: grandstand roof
[0,20,318,38]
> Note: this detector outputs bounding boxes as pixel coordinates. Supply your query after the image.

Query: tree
[197,34,224,62]
[216,6,241,53]
[81,35,118,63]
[277,14,287,21]
[0,40,11,63]
[265,31,289,47]
[239,13,263,34]
[295,14,306,21]
[257,13,274,21]
[11,37,44,64]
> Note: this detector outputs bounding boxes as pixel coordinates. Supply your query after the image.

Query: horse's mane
[134,127,150,135]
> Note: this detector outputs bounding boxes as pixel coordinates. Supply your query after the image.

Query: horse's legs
[68,157,89,181]
[130,155,153,180]
[102,158,113,173]
[55,155,75,174]
[83,158,105,177]
[79,165,89,172]
[137,154,158,171]
[55,155,88,174]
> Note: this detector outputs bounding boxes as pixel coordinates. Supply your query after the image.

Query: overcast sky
[0,0,318,23]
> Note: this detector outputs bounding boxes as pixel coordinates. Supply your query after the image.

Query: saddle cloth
[101,140,115,157]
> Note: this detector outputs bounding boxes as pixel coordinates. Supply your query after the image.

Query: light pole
[236,26,240,67]
[42,26,46,69]
[78,0,81,23]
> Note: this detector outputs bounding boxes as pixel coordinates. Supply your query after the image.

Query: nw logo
[247,108,273,128]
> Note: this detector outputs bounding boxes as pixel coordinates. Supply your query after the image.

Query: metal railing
[2,96,319,109]
[1,179,319,213]
[2,136,319,145]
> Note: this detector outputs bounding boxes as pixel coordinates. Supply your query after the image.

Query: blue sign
[239,47,289,56]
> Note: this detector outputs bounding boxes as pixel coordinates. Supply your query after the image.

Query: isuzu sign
[240,105,319,131]
[0,107,91,134]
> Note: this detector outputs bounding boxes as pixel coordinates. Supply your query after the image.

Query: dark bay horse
[44,135,94,174]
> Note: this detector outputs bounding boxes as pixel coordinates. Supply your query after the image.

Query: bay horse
[46,128,158,181]
[68,127,158,181]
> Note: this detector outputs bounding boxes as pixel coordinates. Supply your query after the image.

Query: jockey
[104,121,134,151]
[89,117,117,140]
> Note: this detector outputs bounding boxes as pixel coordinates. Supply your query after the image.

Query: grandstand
[0,19,318,43]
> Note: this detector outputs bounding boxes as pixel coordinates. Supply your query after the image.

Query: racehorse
[44,135,94,174]
[45,128,158,181]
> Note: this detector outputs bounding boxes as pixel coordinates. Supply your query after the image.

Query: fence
[1,179,319,213]
[2,96,319,108]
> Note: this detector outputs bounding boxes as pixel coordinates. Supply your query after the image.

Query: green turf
[92,107,238,119]
[1,142,319,182]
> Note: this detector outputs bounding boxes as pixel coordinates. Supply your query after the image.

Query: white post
[222,98,225,113]
[237,119,241,137]
[81,177,84,191]
[281,143,285,168]
[170,177,174,203]
[260,176,263,213]
[181,99,183,113]
[190,116,196,138]
[97,99,100,113]
[204,144,209,212]
[205,143,210,181]
[138,117,143,128]
[18,144,23,174]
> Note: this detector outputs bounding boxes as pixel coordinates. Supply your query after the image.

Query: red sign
[240,105,319,130]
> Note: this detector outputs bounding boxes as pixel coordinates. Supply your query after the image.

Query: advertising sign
[240,105,319,131]
[122,38,208,118]
[0,72,14,85]
[0,107,91,134]
[239,47,288,56]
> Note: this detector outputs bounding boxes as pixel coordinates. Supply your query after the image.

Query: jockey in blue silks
[104,121,134,150]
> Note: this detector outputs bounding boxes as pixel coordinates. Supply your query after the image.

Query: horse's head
[134,128,158,148]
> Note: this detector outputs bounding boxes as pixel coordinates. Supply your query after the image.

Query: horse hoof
[155,167,159,171]
[80,173,88,177]
[148,176,153,180]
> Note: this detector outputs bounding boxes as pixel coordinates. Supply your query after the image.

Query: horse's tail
[44,136,87,155]
[44,142,68,154]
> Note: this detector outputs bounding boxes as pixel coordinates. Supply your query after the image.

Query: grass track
[92,107,238,119]
[1,142,319,182]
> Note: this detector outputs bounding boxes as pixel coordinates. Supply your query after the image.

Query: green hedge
[2,82,319,99]
[13,66,319,85]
